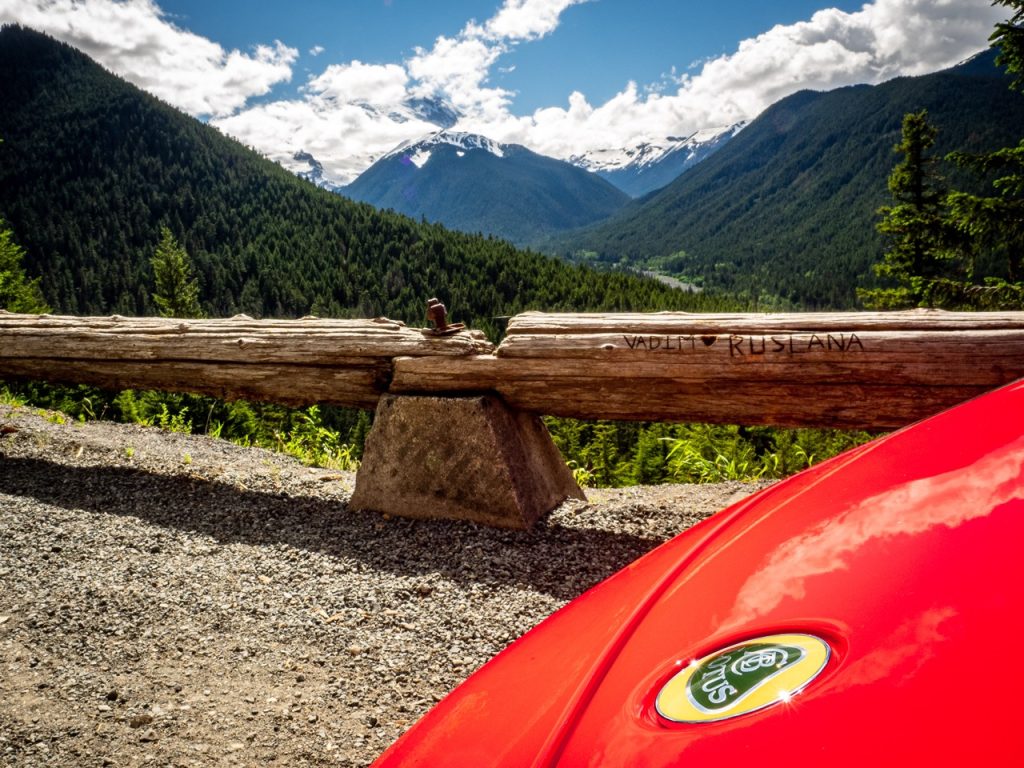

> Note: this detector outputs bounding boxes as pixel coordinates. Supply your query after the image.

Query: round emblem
[655,633,831,723]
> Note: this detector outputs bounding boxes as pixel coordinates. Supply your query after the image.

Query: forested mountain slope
[555,50,1024,309]
[343,131,629,245]
[0,26,726,337]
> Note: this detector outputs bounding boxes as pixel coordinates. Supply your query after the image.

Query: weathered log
[0,312,493,409]
[391,309,1024,429]
[0,358,390,408]
[389,356,989,428]
[505,309,1024,334]
[4,309,1024,429]
[0,313,493,362]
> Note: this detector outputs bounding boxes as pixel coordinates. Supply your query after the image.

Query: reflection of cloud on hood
[722,435,1024,630]
[0,0,296,118]
[824,607,955,692]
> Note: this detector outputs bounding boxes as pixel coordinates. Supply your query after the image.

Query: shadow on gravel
[0,457,665,602]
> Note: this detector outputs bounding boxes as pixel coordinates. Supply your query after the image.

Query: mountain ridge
[343,129,630,245]
[569,123,747,198]
[550,49,1024,308]
[0,25,727,336]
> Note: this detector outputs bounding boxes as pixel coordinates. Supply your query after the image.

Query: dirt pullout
[0,404,767,767]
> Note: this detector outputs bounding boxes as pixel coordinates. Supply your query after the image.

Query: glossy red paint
[374,380,1024,767]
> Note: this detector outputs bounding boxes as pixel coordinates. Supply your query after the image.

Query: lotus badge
[656,633,831,723]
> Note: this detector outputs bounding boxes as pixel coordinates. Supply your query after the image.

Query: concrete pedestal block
[350,395,585,529]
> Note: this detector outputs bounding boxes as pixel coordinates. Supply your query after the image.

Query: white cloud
[307,61,410,109]
[0,0,296,117]
[214,97,435,184]
[213,59,436,184]
[475,0,1008,162]
[0,0,1006,182]
[483,0,588,41]
[408,34,506,116]
[218,0,589,184]
[406,0,588,122]
[309,45,325,57]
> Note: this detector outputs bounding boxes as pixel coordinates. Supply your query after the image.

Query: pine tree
[993,0,1024,90]
[151,226,203,318]
[860,110,957,309]
[0,217,49,313]
[585,422,622,487]
[631,423,672,485]
[939,1,1024,307]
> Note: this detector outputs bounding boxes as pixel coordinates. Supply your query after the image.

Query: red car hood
[374,380,1024,767]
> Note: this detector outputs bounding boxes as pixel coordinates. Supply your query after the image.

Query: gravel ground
[0,404,767,767]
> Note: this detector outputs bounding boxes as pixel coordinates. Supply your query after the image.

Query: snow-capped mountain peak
[569,122,748,197]
[385,130,507,169]
[293,150,339,190]
[298,122,741,197]
[570,123,746,174]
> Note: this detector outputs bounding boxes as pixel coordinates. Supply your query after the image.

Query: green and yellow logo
[655,633,830,723]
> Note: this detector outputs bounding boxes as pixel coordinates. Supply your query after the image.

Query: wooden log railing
[3,309,1024,430]
[392,309,1024,429]
[0,312,494,409]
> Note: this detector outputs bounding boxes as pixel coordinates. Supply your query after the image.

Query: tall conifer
[0,218,49,313]
[151,226,203,318]
[861,110,955,308]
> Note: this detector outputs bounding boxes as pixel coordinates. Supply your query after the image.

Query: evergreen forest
[553,47,1024,309]
[0,26,733,342]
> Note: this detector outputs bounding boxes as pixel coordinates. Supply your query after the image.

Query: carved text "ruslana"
[728,333,865,357]
[620,333,866,355]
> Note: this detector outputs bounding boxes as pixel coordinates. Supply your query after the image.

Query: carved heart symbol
[701,335,716,346]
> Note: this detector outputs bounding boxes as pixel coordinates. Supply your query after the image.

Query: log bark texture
[391,309,1024,429]
[0,312,493,409]
[4,309,1024,429]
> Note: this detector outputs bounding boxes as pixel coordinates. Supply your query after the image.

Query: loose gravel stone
[0,403,768,766]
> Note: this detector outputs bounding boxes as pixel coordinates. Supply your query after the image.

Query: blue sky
[157,0,866,112]
[0,1,1007,184]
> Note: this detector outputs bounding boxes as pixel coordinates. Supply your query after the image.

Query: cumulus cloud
[0,0,1007,183]
[218,0,589,183]
[474,0,1007,161]
[214,59,438,183]
[308,61,411,109]
[408,34,506,116]
[215,97,436,184]
[0,0,296,117]
[483,0,589,41]
[407,0,588,121]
